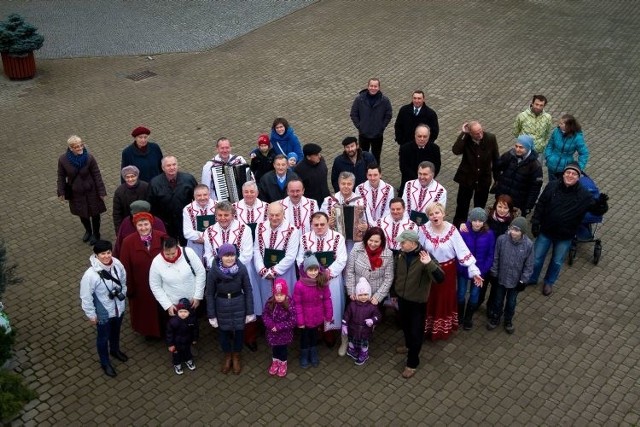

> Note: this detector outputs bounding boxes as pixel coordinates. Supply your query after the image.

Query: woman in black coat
[57,135,107,245]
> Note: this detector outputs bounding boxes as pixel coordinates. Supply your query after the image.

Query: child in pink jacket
[293,254,333,368]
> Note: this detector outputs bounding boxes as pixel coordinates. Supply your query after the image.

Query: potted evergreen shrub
[0,13,45,80]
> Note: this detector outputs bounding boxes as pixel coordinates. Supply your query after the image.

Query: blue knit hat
[516,135,534,153]
[287,152,298,162]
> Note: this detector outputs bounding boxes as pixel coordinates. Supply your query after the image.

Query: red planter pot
[1,51,36,80]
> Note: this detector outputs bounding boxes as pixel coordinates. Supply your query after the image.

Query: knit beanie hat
[510,217,528,233]
[468,207,488,223]
[355,277,371,296]
[395,230,420,244]
[303,254,320,271]
[272,278,289,296]
[130,200,151,214]
[121,165,140,179]
[93,240,113,254]
[218,243,236,257]
[176,298,191,312]
[563,162,581,175]
[287,152,298,162]
[516,135,534,153]
[257,134,270,146]
[132,212,154,224]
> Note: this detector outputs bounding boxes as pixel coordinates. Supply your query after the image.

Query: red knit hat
[131,126,151,138]
[257,134,270,146]
[132,212,154,224]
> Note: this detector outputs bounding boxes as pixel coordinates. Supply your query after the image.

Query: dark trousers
[491,284,518,323]
[453,183,490,227]
[272,344,288,361]
[300,327,319,350]
[359,134,383,165]
[219,329,244,353]
[80,215,101,236]
[96,315,123,366]
[172,344,193,365]
[398,297,426,369]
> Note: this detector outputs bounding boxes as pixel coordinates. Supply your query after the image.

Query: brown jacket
[452,131,499,189]
[393,248,444,303]
[57,152,107,218]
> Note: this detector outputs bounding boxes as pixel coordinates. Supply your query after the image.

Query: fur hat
[176,298,191,312]
[272,278,289,296]
[218,243,236,257]
[130,200,151,214]
[516,135,534,153]
[468,207,488,223]
[93,240,113,254]
[303,254,320,271]
[563,162,581,175]
[510,217,528,232]
[131,126,151,138]
[355,277,371,296]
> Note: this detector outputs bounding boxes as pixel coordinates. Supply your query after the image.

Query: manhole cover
[125,70,157,81]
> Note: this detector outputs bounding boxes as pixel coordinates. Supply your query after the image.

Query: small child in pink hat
[262,278,297,377]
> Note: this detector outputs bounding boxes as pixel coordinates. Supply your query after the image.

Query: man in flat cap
[294,143,330,206]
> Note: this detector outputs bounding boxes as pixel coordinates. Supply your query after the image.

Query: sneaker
[486,320,499,331]
[174,364,183,375]
[185,360,196,371]
[268,359,279,376]
[504,322,515,334]
[355,352,369,366]
[277,361,288,377]
[346,346,358,360]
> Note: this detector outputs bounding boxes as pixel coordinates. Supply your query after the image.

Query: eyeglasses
[69,144,84,149]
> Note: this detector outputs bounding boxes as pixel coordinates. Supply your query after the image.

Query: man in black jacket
[529,162,608,296]
[147,156,198,245]
[399,124,441,195]
[295,143,330,206]
[349,78,393,165]
[394,90,440,146]
[259,155,299,203]
[331,137,377,192]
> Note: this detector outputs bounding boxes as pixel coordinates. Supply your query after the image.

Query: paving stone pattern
[0,0,639,425]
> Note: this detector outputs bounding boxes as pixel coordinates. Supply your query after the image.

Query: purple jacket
[262,298,297,346]
[293,276,332,328]
[343,301,381,340]
[457,223,495,277]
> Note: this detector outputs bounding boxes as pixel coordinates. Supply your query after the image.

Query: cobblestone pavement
[1,0,639,425]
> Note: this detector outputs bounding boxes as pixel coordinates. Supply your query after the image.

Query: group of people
[69,83,608,380]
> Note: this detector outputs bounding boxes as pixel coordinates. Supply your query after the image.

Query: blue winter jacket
[457,224,495,278]
[544,127,589,175]
[270,127,304,161]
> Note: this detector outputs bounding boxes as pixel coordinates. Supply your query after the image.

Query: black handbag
[64,175,76,200]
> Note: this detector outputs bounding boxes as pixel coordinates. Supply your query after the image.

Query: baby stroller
[567,173,603,266]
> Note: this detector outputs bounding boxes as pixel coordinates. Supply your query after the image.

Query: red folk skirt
[425,258,458,340]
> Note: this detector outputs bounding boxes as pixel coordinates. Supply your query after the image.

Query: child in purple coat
[457,208,495,330]
[263,278,296,377]
[293,254,333,368]
[342,278,381,365]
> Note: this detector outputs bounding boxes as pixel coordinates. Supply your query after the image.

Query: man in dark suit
[394,90,440,146]
[259,154,299,203]
[399,125,441,195]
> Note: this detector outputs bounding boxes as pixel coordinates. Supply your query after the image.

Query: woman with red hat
[249,133,276,182]
[119,211,167,339]
[120,126,164,184]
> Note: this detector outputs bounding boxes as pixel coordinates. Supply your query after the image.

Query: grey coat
[205,259,254,331]
[345,242,394,302]
[490,234,534,288]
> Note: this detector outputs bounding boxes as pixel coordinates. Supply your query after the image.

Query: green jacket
[393,248,444,303]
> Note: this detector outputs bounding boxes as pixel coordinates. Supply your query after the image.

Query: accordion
[333,204,367,242]
[212,164,252,203]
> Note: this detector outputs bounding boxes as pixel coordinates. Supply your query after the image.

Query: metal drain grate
[125,70,157,81]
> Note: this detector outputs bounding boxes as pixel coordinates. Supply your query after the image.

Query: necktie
[414,107,419,116]
[371,188,378,212]
[248,208,254,224]
[392,222,399,243]
[294,206,301,228]
[316,236,323,252]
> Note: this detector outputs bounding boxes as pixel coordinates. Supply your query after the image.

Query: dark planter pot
[1,51,36,80]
